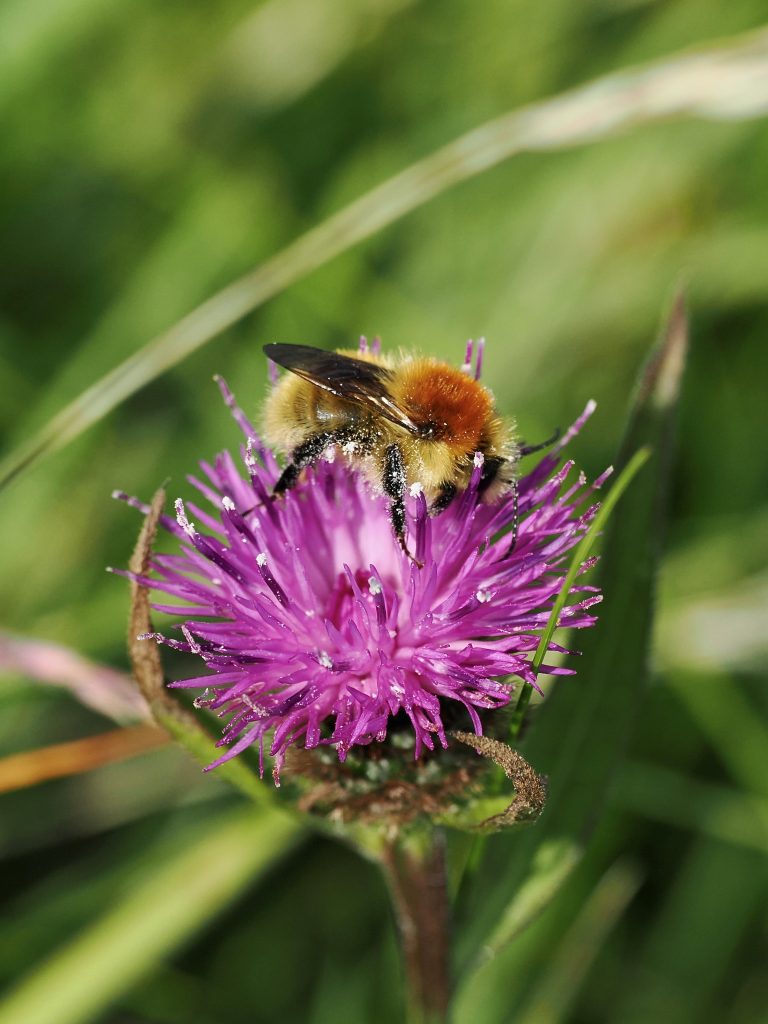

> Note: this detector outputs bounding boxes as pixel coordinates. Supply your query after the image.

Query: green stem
[381,829,451,1024]
[509,682,534,738]
[509,446,651,741]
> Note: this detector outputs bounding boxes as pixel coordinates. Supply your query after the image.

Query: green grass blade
[615,761,768,854]
[509,445,651,737]
[2,31,768,488]
[454,292,688,998]
[610,836,767,1023]
[471,837,583,952]
[515,859,643,1024]
[0,807,302,1024]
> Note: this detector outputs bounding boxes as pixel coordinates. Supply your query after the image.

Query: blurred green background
[1,1,767,1022]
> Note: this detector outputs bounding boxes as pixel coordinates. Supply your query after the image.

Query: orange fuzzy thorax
[262,346,516,504]
[390,359,495,451]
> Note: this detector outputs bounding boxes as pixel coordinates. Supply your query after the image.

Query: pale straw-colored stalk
[2,26,768,488]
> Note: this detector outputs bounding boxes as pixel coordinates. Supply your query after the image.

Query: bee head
[416,421,441,440]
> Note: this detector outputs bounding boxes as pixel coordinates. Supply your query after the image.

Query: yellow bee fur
[263,347,518,504]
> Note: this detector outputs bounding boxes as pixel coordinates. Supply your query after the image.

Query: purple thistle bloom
[118,358,607,782]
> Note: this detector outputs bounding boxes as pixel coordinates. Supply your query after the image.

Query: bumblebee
[262,340,544,561]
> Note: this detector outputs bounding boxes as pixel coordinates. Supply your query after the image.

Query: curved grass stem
[2,29,767,488]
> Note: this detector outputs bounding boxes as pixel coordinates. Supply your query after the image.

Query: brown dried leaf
[128,488,166,703]
[123,491,278,803]
[127,488,202,736]
[452,731,548,829]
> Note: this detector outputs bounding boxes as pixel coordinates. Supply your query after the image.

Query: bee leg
[504,478,520,557]
[383,443,422,566]
[473,456,520,557]
[273,430,336,495]
[519,427,561,458]
[429,482,457,516]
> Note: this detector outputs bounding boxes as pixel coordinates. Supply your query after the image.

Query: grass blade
[0,807,301,1024]
[454,292,688,996]
[516,859,643,1024]
[508,445,651,737]
[2,32,767,488]
[0,725,168,795]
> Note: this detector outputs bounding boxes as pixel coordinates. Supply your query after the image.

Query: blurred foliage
[1,0,767,1022]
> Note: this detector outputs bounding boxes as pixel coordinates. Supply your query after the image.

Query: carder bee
[262,338,552,562]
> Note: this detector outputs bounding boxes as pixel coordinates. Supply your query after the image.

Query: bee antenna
[519,427,561,458]
[239,496,272,518]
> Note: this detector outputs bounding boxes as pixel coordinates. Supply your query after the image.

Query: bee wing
[263,343,420,434]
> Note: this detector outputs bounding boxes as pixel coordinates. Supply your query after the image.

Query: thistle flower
[117,353,606,782]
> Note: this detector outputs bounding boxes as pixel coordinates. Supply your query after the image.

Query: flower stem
[382,829,451,1024]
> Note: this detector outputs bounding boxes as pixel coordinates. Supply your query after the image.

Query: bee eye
[418,421,438,439]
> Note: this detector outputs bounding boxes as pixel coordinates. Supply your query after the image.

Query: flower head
[119,350,606,782]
